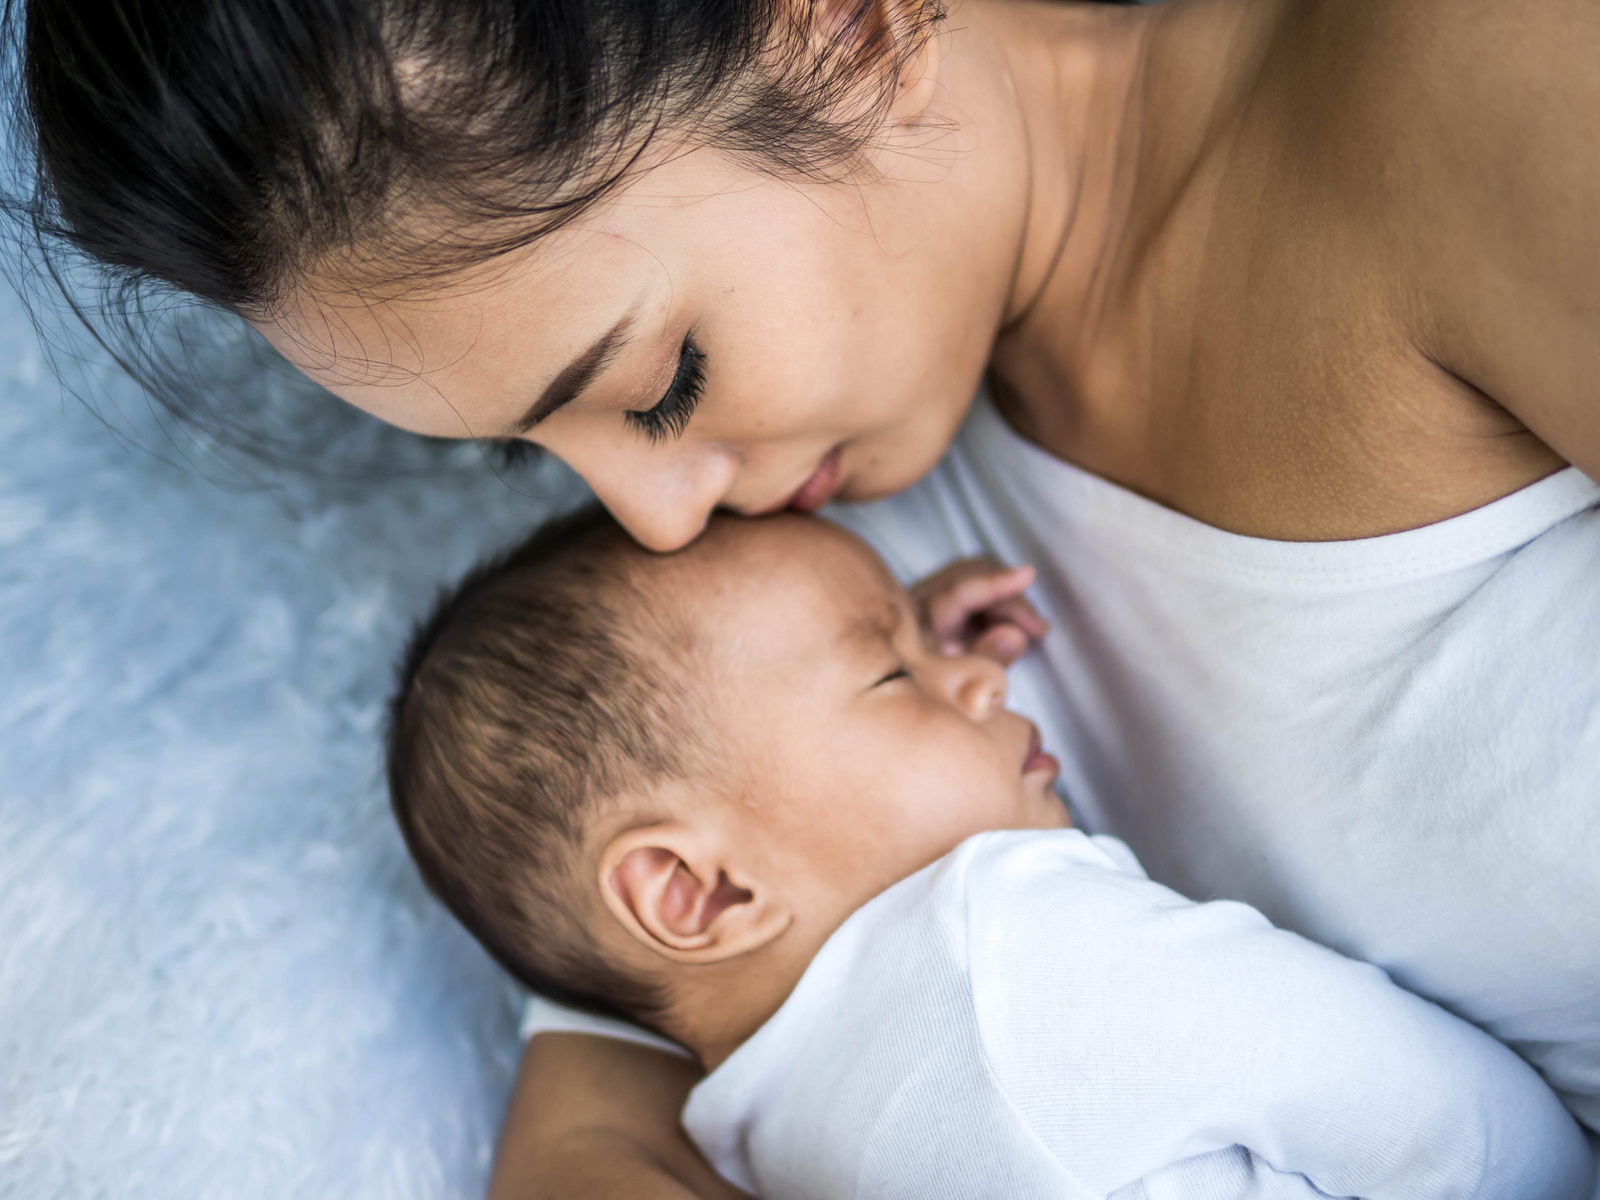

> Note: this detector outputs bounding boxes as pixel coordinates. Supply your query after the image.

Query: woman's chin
[833,448,943,507]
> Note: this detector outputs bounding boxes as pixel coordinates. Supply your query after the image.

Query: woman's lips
[1023,724,1059,778]
[784,447,844,514]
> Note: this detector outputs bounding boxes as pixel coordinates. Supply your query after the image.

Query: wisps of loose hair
[387,503,694,1028]
[2,0,947,463]
[3,0,1137,466]
[19,0,945,314]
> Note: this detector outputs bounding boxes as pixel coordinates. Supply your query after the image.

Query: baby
[388,508,1593,1200]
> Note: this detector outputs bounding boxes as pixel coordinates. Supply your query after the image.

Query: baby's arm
[961,832,1595,1199]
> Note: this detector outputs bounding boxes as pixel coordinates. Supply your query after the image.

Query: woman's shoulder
[1245,0,1600,481]
[1368,0,1600,483]
[1267,0,1597,90]
[1250,0,1598,201]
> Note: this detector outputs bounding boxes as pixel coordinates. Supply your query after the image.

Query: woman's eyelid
[625,337,705,443]
[603,336,676,411]
[568,326,680,411]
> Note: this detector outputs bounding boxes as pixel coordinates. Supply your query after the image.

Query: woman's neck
[979,0,1155,334]
[961,0,1272,471]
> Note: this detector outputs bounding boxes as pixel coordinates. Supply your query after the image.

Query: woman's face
[261,147,1014,550]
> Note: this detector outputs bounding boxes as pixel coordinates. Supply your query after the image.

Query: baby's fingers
[921,564,1030,634]
[952,563,1035,607]
[916,560,1047,656]
[971,622,1031,666]
[980,593,1049,641]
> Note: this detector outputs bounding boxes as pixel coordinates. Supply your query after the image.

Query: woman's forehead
[270,226,651,353]
[256,230,669,432]
[276,144,765,317]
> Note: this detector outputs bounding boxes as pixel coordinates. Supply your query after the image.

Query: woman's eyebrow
[509,314,634,435]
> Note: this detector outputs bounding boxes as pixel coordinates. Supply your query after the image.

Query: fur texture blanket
[0,269,584,1198]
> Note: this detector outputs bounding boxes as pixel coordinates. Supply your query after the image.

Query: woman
[20,0,1599,1193]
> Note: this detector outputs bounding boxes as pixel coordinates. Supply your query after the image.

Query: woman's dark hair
[7,0,1127,459]
[17,0,945,319]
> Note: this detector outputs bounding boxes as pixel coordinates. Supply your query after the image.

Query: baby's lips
[1022,724,1058,777]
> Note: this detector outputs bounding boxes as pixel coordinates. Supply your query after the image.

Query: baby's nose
[949,653,1008,718]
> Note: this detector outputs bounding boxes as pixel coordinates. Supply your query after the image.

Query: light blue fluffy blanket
[0,265,586,1197]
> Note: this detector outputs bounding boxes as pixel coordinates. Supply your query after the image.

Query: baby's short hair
[387,505,690,1028]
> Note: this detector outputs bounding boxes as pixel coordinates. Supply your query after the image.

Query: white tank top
[829,396,1600,1133]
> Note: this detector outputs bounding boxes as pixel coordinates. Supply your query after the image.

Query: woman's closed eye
[873,666,910,688]
[625,337,705,444]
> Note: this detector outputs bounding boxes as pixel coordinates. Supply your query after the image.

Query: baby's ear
[599,822,790,964]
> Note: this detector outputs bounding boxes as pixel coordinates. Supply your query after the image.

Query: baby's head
[389,508,1064,1061]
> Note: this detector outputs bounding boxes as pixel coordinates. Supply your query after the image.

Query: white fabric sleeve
[1087,832,1147,878]
[960,832,1596,1200]
[519,993,693,1059]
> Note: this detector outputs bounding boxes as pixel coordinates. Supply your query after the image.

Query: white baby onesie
[682,831,1594,1200]
[526,396,1600,1135]
[826,397,1600,1132]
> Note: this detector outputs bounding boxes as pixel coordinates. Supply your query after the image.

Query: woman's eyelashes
[625,337,705,444]
[873,666,911,688]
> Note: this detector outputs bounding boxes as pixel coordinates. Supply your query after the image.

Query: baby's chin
[1021,784,1072,831]
[1040,799,1073,830]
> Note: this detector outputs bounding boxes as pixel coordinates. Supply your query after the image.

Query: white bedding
[0,267,582,1198]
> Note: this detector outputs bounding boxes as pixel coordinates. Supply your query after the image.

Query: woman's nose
[563,439,739,553]
[937,652,1009,720]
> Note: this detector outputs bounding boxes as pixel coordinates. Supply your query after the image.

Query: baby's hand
[912,558,1049,666]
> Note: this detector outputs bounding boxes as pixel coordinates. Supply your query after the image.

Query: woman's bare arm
[487,1033,751,1200]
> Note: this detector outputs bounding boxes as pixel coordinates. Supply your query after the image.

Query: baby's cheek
[917,780,1002,856]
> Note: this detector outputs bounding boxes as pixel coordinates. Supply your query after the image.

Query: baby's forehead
[655,515,904,650]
